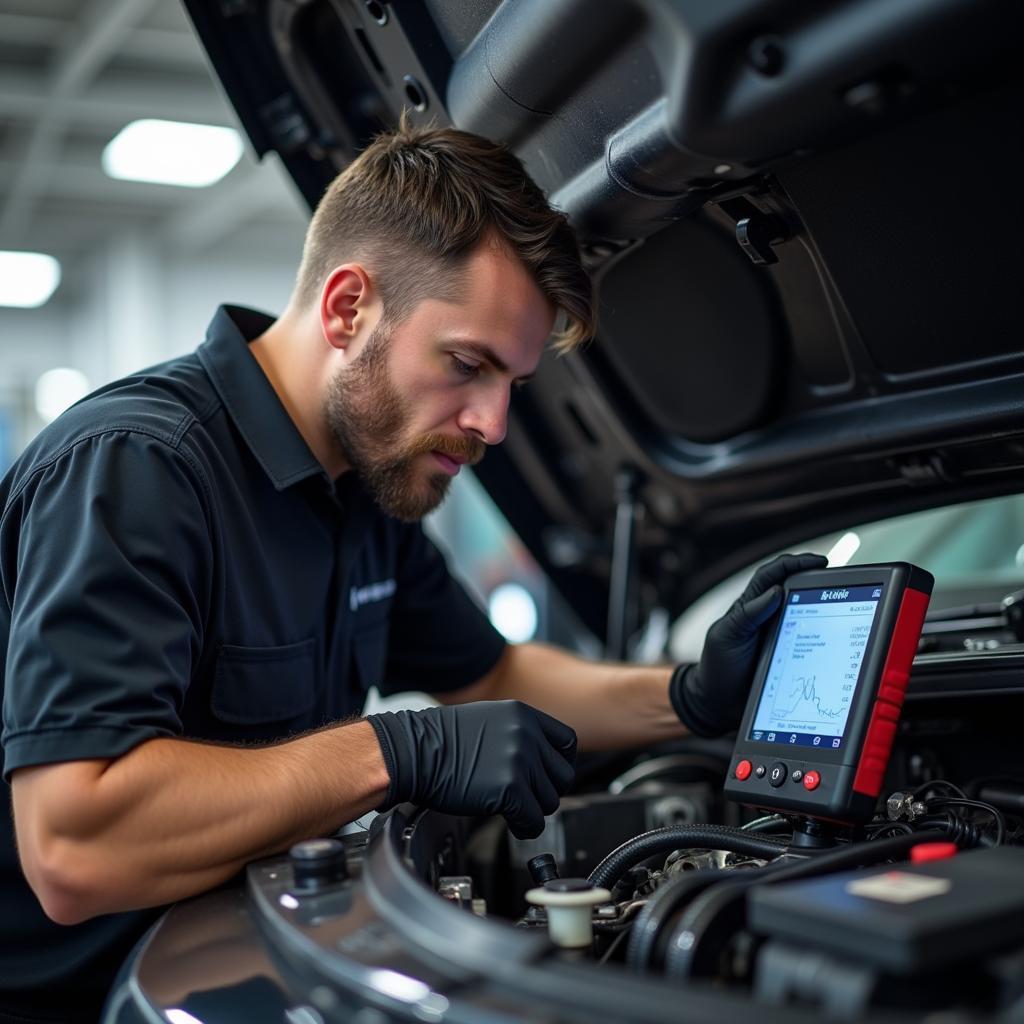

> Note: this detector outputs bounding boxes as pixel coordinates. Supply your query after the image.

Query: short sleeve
[378,526,506,696]
[1,431,212,780]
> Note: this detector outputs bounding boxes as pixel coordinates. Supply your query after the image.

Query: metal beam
[0,156,300,219]
[0,72,233,128]
[23,200,304,262]
[0,13,74,45]
[0,14,204,67]
[0,0,160,246]
[165,155,309,252]
[124,26,208,66]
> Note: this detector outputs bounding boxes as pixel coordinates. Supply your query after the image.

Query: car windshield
[670,494,1024,663]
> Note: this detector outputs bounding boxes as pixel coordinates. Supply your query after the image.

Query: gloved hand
[669,552,828,737]
[367,700,577,839]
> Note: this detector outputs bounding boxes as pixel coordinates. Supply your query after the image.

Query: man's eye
[450,355,479,378]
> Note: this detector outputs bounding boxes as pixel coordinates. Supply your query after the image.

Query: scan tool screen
[748,584,883,749]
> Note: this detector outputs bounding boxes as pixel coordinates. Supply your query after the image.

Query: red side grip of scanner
[852,587,931,797]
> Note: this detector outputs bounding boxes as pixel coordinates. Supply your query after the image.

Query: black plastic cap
[543,877,593,893]
[289,838,348,890]
[527,853,560,885]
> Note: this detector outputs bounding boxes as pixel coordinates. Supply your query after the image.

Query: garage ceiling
[0,0,309,299]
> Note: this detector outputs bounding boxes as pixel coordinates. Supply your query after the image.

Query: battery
[748,846,1024,974]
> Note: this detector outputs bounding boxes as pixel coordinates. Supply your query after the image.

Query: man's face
[325,239,555,521]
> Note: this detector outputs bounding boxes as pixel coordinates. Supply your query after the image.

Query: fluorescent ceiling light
[35,367,90,423]
[0,251,61,308]
[102,119,243,188]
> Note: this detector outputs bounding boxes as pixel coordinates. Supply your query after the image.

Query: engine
[428,725,1024,1019]
[109,636,1024,1023]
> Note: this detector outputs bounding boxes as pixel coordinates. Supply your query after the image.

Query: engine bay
[404,663,1024,1020]
[199,649,1024,1024]
[109,595,1024,1024]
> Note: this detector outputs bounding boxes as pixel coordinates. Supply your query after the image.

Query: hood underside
[184,0,1024,642]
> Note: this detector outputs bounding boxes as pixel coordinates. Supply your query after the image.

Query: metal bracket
[717,197,790,266]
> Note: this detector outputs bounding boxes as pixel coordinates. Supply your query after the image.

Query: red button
[910,842,958,864]
[883,667,910,692]
[735,759,752,781]
[866,718,897,751]
[875,701,901,723]
[879,684,907,706]
[803,770,821,791]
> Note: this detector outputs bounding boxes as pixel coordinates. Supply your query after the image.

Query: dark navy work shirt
[0,306,506,1021]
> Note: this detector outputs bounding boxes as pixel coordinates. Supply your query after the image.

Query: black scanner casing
[724,563,933,824]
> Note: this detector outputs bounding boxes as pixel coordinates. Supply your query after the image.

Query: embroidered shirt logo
[350,578,396,612]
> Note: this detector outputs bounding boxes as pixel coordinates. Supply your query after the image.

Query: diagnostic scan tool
[724,563,933,823]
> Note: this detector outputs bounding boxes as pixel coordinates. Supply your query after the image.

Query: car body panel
[182,0,1023,640]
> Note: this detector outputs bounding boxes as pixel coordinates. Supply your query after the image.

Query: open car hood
[182,0,1023,642]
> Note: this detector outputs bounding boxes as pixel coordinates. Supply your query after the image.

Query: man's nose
[458,387,509,446]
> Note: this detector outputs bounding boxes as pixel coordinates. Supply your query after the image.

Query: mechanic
[0,118,824,1023]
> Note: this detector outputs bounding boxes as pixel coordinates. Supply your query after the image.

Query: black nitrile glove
[669,552,828,737]
[367,700,577,839]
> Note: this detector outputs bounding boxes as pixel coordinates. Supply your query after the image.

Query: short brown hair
[294,116,594,351]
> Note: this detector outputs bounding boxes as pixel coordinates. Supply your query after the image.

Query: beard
[324,322,485,521]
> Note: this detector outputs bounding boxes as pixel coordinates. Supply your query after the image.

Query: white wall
[0,303,78,458]
[164,255,301,358]
[0,307,69,383]
[0,234,306,469]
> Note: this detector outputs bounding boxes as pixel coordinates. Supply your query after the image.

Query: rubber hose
[626,865,771,972]
[761,830,941,886]
[916,812,988,847]
[741,814,789,834]
[588,824,788,891]
[664,876,757,979]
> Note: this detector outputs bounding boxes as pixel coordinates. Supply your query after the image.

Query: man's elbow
[19,833,105,926]
[38,887,95,928]
[11,758,121,924]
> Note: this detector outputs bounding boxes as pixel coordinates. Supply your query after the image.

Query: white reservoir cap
[525,879,611,948]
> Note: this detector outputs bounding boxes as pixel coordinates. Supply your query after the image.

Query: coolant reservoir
[525,878,611,949]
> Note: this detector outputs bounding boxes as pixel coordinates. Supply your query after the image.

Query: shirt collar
[198,305,330,491]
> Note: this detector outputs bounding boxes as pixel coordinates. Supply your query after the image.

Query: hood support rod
[607,469,642,660]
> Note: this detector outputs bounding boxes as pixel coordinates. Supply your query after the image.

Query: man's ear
[319,264,379,351]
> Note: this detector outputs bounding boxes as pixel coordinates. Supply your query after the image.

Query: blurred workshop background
[0,0,568,656]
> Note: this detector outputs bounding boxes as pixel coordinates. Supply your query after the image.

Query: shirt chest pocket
[211,638,317,726]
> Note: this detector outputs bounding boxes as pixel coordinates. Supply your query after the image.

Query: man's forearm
[12,720,389,924]
[438,642,687,751]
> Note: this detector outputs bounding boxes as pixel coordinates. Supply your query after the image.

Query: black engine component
[749,847,1024,1015]
[750,846,1024,975]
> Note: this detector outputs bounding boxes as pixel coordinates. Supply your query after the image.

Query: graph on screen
[751,587,881,744]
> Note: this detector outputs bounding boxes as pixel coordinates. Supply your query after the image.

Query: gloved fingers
[743,552,826,596]
[505,791,546,840]
[531,770,562,818]
[741,552,827,602]
[738,585,783,629]
[533,708,578,764]
[792,551,829,571]
[538,738,576,795]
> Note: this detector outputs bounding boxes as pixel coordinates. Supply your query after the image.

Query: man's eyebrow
[452,340,535,384]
